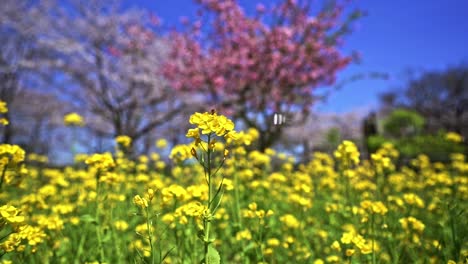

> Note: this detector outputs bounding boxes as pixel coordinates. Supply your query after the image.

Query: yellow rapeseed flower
[188,111,238,138]
[114,220,129,231]
[85,152,115,172]
[0,101,8,113]
[235,229,252,241]
[63,112,85,126]
[155,138,168,148]
[0,205,25,225]
[331,240,341,251]
[360,200,388,215]
[280,214,300,229]
[445,132,463,143]
[334,140,360,168]
[133,195,148,209]
[400,216,425,233]
[115,135,132,148]
[267,238,281,247]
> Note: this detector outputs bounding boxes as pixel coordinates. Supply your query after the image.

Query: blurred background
[1,0,467,164]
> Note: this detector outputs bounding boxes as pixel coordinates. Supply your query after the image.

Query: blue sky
[125,0,468,114]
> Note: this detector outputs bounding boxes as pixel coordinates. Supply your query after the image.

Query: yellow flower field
[0,110,467,263]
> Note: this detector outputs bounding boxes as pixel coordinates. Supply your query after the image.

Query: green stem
[95,178,105,262]
[0,164,8,190]
[449,206,459,261]
[74,232,87,264]
[146,207,155,264]
[203,134,214,259]
[234,171,243,228]
[371,213,376,264]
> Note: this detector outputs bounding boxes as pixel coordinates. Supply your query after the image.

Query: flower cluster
[187,111,238,141]
[445,132,464,143]
[242,202,274,220]
[360,200,388,215]
[339,231,375,255]
[0,144,26,165]
[0,100,8,126]
[399,216,425,233]
[115,135,132,148]
[334,140,360,168]
[0,205,46,253]
[85,152,115,172]
[0,144,27,187]
[63,112,85,127]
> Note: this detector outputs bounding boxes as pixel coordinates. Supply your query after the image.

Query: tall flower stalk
[85,153,115,263]
[186,110,239,264]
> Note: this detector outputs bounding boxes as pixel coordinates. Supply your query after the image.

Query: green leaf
[205,245,220,264]
[80,214,98,225]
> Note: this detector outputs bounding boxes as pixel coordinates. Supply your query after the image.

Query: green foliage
[205,245,220,264]
[397,133,464,162]
[383,109,425,138]
[366,135,390,154]
[367,133,464,163]
[325,127,342,149]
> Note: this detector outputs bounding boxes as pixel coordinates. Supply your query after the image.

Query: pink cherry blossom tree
[164,0,357,150]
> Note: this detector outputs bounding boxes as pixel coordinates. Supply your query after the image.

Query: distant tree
[280,110,364,161]
[23,0,189,154]
[164,0,359,151]
[382,109,425,139]
[0,0,56,144]
[380,65,468,143]
[9,89,64,155]
[324,127,342,150]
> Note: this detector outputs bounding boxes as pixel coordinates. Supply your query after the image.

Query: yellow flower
[403,193,425,208]
[115,135,132,148]
[0,118,8,126]
[346,249,355,256]
[340,231,354,244]
[326,255,340,262]
[114,220,129,231]
[155,138,168,149]
[175,201,206,218]
[17,225,46,248]
[169,144,193,162]
[188,111,236,137]
[0,205,25,224]
[334,140,360,168]
[331,240,341,251]
[145,188,155,201]
[133,195,148,209]
[445,132,463,143]
[37,215,64,231]
[0,233,21,252]
[186,128,201,144]
[0,144,26,164]
[280,214,300,229]
[235,229,252,241]
[0,101,8,113]
[399,216,425,233]
[267,238,280,247]
[85,152,115,172]
[360,200,388,215]
[64,112,85,126]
